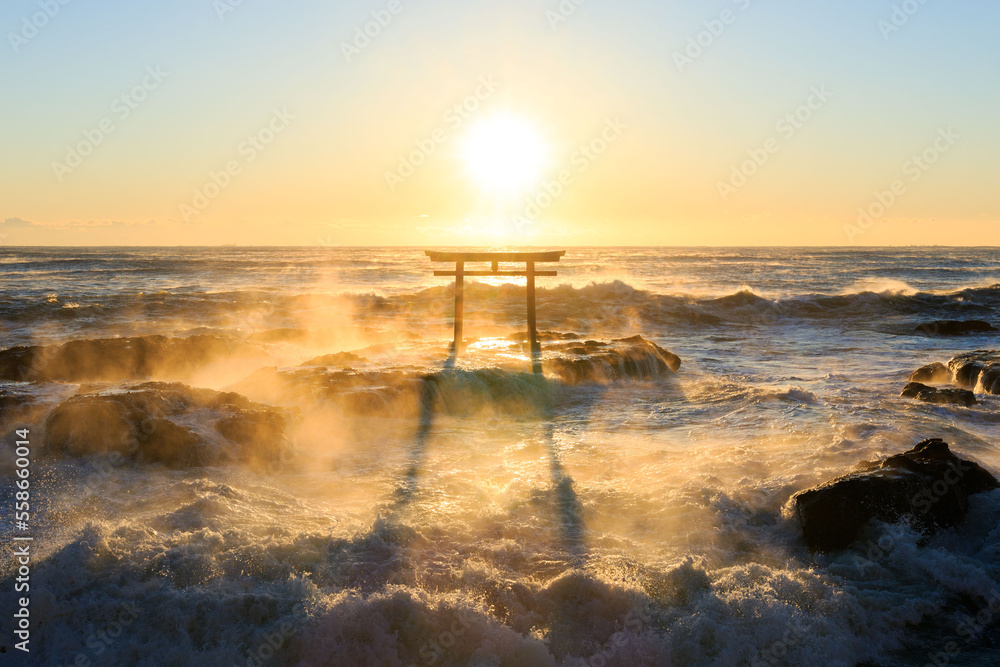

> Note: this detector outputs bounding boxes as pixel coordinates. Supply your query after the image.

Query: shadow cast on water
[389,346,600,567]
[390,374,437,509]
[542,417,588,567]
[377,344,644,592]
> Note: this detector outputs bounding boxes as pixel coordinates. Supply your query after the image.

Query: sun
[460,114,549,195]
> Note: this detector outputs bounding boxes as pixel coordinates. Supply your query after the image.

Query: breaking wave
[5,281,999,349]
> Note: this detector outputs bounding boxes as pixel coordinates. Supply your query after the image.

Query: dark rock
[44,382,295,467]
[793,439,999,552]
[909,362,950,384]
[0,347,41,382]
[901,382,977,407]
[948,351,1000,395]
[229,336,681,420]
[546,335,681,384]
[45,395,139,457]
[215,409,289,461]
[915,320,996,336]
[142,419,204,466]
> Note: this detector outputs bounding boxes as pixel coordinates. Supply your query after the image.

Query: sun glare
[460,115,549,195]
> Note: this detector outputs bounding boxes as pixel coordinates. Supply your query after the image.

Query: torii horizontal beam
[425,251,565,263]
[434,271,558,277]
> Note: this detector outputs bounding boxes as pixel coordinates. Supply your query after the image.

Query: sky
[1,0,998,246]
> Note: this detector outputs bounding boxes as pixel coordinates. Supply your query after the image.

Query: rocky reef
[793,439,998,552]
[900,382,976,407]
[43,382,295,467]
[230,335,682,419]
[948,351,1000,395]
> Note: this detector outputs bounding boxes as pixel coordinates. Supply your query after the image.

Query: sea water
[1,247,999,666]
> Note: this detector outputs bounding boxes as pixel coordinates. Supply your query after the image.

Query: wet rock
[230,336,681,419]
[901,382,977,407]
[142,419,204,466]
[915,320,996,336]
[545,335,681,384]
[949,351,1000,395]
[44,382,295,467]
[215,409,290,461]
[909,362,950,384]
[793,439,999,552]
[45,395,139,457]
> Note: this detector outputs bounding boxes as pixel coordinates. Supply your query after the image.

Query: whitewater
[1,246,1000,666]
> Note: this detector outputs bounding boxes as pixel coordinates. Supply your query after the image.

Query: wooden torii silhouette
[426,250,565,371]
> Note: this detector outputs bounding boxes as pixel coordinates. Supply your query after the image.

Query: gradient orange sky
[2,0,998,246]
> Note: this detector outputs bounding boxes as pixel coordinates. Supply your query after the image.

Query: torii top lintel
[424,250,565,263]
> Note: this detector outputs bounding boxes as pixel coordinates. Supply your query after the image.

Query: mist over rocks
[793,439,999,552]
[43,382,296,467]
[0,334,267,383]
[229,335,682,418]
[505,330,584,342]
[231,365,553,419]
[909,362,950,384]
[0,387,46,430]
[299,351,365,368]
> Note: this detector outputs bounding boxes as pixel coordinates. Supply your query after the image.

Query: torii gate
[425,250,565,365]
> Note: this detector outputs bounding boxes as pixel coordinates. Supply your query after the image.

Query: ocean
[2,246,1000,666]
